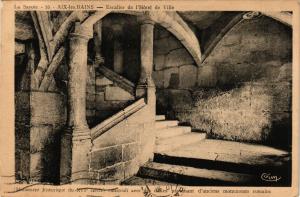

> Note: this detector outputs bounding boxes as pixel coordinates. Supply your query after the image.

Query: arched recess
[79,11,202,66]
[201,11,292,62]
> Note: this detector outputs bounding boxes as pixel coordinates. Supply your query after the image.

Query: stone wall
[153,26,197,90]
[91,71,135,127]
[89,105,155,184]
[153,16,292,148]
[15,91,66,183]
[153,25,198,116]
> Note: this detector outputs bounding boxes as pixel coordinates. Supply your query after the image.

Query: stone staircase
[122,115,291,186]
[154,115,206,152]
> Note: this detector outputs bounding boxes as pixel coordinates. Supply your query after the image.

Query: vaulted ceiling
[178,11,229,30]
[15,11,292,64]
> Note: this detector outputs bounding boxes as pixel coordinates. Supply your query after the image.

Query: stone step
[154,139,291,181]
[138,162,258,186]
[155,132,206,152]
[156,126,191,139]
[155,115,166,121]
[155,120,179,129]
[121,176,177,185]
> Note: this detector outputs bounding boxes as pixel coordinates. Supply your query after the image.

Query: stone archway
[79,11,202,66]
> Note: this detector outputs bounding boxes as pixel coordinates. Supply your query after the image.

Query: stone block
[165,48,194,68]
[167,89,193,110]
[154,37,170,55]
[154,54,165,71]
[168,35,183,50]
[92,120,139,149]
[154,36,183,56]
[154,27,171,39]
[232,63,259,82]
[197,65,217,87]
[95,92,105,105]
[122,143,139,162]
[179,65,197,88]
[30,125,54,153]
[216,63,238,85]
[126,106,153,125]
[96,76,113,86]
[88,171,102,185]
[30,92,66,126]
[124,159,139,179]
[30,152,42,181]
[71,139,93,183]
[139,127,156,164]
[152,70,164,88]
[98,163,124,184]
[105,86,134,101]
[163,67,179,88]
[90,145,122,170]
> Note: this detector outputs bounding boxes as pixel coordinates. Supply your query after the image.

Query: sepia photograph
[13,10,293,188]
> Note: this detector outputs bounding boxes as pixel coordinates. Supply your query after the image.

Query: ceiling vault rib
[201,13,246,63]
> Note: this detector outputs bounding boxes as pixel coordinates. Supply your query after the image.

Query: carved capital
[138,11,156,25]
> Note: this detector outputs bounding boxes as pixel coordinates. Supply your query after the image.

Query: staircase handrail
[98,65,136,95]
[91,98,146,140]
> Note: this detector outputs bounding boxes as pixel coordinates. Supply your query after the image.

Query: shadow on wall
[164,62,292,150]
[15,92,67,184]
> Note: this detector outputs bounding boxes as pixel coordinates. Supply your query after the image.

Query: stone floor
[157,139,290,167]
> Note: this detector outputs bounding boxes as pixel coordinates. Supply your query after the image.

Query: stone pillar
[94,20,104,67]
[112,24,124,74]
[136,18,156,116]
[60,23,92,184]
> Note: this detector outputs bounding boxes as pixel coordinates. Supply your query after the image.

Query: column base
[60,126,92,185]
[71,136,92,184]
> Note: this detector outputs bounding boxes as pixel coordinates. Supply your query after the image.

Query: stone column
[136,18,156,116]
[94,20,104,67]
[60,23,92,184]
[112,24,124,74]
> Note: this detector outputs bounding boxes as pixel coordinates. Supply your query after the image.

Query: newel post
[136,15,156,117]
[60,22,93,184]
